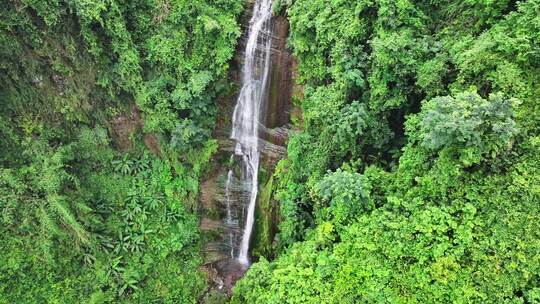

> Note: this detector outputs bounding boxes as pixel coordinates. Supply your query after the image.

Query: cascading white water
[229,0,274,265]
[224,169,235,258]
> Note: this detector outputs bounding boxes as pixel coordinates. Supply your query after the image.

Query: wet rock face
[253,16,294,260]
[198,7,294,298]
[266,15,293,131]
[200,259,249,298]
[256,15,294,163]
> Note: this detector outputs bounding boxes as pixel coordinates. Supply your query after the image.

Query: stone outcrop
[198,4,294,298]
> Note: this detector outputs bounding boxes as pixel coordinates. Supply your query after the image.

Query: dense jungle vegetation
[1,0,539,303]
[233,0,540,303]
[0,0,242,302]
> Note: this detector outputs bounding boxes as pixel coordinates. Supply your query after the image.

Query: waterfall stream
[228,0,274,265]
[197,0,292,291]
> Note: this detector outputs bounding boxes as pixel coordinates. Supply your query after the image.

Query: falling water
[229,0,274,265]
[224,169,236,258]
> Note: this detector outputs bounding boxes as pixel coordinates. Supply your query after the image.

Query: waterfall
[224,169,236,258]
[229,0,274,265]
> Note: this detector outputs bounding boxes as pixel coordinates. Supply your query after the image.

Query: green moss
[251,172,276,260]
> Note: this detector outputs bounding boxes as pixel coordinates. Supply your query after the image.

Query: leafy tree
[0,0,241,301]
[409,92,518,165]
[233,0,540,303]
[313,169,372,228]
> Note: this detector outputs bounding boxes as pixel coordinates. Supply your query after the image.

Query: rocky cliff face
[251,14,294,260]
[264,15,293,144]
[198,6,295,298]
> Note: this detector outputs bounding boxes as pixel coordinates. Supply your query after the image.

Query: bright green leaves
[0,122,208,302]
[68,0,108,24]
[0,138,93,249]
[375,0,426,30]
[20,0,65,27]
[288,0,373,85]
[1,0,237,302]
[313,169,372,228]
[368,29,428,112]
[450,0,540,99]
[416,55,451,98]
[235,0,540,302]
[411,92,518,165]
[367,0,428,112]
[139,0,243,133]
[236,180,539,303]
[2,0,243,137]
[332,101,369,152]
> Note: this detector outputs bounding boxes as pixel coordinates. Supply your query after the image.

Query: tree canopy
[232,0,540,303]
[0,0,242,302]
[1,0,540,302]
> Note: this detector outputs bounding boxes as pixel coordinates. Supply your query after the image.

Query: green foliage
[233,113,540,303]
[313,169,372,228]
[0,0,242,301]
[170,119,211,152]
[0,0,243,136]
[2,0,540,302]
[410,92,518,165]
[234,0,540,303]
[0,128,208,302]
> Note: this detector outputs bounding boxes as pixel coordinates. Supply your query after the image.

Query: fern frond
[47,194,91,245]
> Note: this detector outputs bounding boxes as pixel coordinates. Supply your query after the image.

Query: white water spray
[224,170,235,258]
[230,0,274,265]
